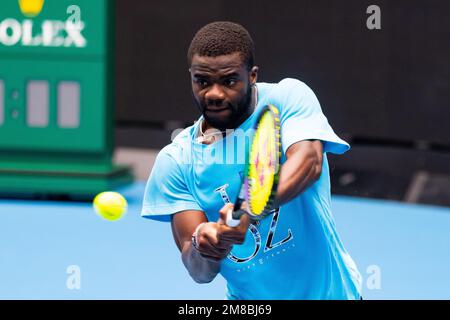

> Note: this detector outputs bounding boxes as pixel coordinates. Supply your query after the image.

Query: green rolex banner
[0,0,133,199]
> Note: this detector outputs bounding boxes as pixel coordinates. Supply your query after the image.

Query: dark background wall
[115,0,449,144]
[114,0,450,205]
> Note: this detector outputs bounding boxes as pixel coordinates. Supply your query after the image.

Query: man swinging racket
[142,21,362,300]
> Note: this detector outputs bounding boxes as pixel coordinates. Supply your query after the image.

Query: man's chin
[204,111,235,129]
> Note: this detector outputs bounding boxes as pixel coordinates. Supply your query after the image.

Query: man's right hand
[194,203,251,262]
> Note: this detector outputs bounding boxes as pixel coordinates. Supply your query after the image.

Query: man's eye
[224,79,237,86]
[195,79,209,87]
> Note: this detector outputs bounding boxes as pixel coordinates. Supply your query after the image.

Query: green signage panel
[0,0,132,198]
[0,58,107,151]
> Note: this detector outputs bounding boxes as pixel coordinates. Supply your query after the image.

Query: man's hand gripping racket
[226,105,282,227]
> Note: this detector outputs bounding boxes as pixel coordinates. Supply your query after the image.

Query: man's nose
[205,83,225,102]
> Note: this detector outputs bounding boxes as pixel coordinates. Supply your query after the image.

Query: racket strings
[247,105,281,218]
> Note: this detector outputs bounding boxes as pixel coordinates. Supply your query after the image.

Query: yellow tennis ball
[93,191,127,221]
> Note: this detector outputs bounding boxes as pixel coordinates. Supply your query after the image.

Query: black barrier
[115,0,450,146]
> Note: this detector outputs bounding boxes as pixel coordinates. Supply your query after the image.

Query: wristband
[191,222,206,250]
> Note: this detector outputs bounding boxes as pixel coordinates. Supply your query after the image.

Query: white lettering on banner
[0,18,87,48]
[0,19,22,46]
[64,21,86,47]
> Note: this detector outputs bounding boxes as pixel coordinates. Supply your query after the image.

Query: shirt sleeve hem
[283,131,350,154]
[141,202,203,220]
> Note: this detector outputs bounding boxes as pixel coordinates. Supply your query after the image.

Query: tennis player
[141,21,362,300]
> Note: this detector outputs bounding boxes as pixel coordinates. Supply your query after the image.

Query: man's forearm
[181,241,221,284]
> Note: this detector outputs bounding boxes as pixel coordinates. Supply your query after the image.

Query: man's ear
[250,66,259,85]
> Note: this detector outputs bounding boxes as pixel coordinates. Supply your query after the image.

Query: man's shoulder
[258,78,311,99]
[258,77,307,89]
[257,78,316,112]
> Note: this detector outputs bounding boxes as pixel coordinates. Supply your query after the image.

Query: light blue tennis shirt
[141,78,362,300]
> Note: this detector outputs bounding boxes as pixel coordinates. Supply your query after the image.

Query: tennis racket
[226,104,282,227]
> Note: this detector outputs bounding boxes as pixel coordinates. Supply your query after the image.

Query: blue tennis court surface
[1,182,449,299]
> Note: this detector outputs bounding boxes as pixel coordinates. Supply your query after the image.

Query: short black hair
[187,21,255,70]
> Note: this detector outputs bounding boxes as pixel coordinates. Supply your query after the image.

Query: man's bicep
[171,210,208,252]
[285,140,323,179]
[286,140,323,161]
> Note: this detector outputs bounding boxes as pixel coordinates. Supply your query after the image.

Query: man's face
[190,52,257,130]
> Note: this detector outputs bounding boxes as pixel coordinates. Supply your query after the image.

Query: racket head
[245,105,281,220]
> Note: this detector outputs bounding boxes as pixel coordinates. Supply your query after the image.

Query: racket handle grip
[226,208,242,227]
[227,183,247,227]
